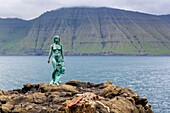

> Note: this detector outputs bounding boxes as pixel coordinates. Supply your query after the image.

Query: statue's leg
[53,56,65,85]
[54,66,62,85]
[54,72,61,85]
[50,57,57,85]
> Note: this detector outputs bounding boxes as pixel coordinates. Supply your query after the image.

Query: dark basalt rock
[0,80,154,113]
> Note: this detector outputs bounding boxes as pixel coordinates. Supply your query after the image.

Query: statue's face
[54,38,59,43]
[54,35,60,43]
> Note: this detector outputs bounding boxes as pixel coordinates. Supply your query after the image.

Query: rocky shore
[0,80,154,113]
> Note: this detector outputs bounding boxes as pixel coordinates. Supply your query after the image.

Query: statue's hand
[48,58,50,63]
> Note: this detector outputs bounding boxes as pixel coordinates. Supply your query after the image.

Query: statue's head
[54,35,60,44]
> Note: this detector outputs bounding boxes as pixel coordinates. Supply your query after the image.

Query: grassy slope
[0,19,31,55]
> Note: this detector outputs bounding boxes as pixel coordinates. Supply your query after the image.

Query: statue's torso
[52,44,62,57]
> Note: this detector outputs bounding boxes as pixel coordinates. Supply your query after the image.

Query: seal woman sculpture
[48,35,65,85]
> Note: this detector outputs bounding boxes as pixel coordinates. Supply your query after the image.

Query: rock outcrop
[0,80,154,113]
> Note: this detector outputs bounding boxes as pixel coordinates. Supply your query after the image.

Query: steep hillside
[160,14,170,24]
[0,18,32,55]
[1,7,170,55]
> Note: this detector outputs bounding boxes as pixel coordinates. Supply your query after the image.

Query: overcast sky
[0,0,170,20]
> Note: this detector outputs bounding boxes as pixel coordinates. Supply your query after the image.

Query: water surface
[0,56,169,113]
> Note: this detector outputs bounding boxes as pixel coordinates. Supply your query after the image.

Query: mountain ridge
[0,7,170,55]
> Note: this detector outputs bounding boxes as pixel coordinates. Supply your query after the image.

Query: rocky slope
[0,80,153,113]
[0,7,170,55]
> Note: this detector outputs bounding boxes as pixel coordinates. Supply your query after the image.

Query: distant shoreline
[1,54,170,57]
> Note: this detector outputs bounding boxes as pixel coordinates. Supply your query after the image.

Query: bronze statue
[48,35,65,85]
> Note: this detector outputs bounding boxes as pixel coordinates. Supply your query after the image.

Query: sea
[0,56,169,113]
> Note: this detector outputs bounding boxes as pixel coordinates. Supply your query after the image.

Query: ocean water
[0,56,170,113]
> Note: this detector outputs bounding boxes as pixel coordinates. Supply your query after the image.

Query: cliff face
[0,18,32,55]
[0,7,170,55]
[0,80,154,113]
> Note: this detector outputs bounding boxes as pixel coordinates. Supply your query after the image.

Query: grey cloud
[110,0,170,15]
[0,0,170,20]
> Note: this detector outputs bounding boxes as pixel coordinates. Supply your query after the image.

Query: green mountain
[1,7,170,55]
